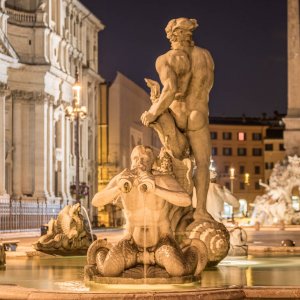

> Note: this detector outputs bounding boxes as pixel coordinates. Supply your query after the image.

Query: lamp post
[229,167,235,193]
[65,69,87,204]
[229,167,235,223]
[244,173,250,186]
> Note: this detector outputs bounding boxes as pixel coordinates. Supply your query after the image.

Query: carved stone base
[85,265,200,284]
[186,220,230,266]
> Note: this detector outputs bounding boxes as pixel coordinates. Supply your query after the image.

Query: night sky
[80,0,287,117]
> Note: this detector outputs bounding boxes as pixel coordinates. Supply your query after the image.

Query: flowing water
[80,206,94,242]
[1,255,300,292]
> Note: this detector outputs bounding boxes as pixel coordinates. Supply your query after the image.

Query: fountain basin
[1,255,300,299]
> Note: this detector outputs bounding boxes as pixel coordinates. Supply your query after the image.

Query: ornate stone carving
[141,17,230,265]
[87,146,208,282]
[33,203,93,254]
[251,155,300,225]
[206,169,240,222]
[227,226,248,256]
[86,18,229,283]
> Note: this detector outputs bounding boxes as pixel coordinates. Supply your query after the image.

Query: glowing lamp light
[244,173,250,185]
[229,167,235,179]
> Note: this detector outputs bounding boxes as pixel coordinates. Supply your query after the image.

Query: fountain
[84,17,229,285]
[251,155,300,226]
[33,203,93,255]
[2,16,300,300]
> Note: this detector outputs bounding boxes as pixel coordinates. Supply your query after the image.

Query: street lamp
[65,69,87,204]
[229,167,235,193]
[244,173,250,185]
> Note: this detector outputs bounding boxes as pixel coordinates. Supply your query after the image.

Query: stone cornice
[11,90,54,104]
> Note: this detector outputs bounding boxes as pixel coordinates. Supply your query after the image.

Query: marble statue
[141,17,214,222]
[33,203,93,255]
[227,226,248,256]
[86,145,208,281]
[251,155,300,225]
[205,169,240,222]
[141,17,230,266]
[86,17,230,284]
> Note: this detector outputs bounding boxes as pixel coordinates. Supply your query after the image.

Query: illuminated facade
[0,0,104,230]
[209,116,285,210]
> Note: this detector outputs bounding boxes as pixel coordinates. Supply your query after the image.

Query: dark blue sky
[81,0,287,117]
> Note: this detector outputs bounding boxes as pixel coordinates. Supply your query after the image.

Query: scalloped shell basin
[1,255,300,292]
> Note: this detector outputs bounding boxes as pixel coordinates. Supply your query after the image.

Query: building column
[22,97,34,195]
[33,96,49,199]
[65,118,73,201]
[0,89,7,196]
[48,101,55,198]
[12,95,22,198]
[284,0,300,156]
[61,111,67,201]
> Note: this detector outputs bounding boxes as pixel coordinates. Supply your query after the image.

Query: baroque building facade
[209,115,285,214]
[0,0,104,230]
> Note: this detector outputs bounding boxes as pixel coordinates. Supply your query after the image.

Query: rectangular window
[252,133,262,140]
[255,181,260,190]
[279,143,285,151]
[265,162,274,170]
[254,166,260,174]
[252,148,262,156]
[240,182,245,190]
[238,132,246,141]
[223,147,232,156]
[239,165,245,174]
[224,165,230,173]
[265,144,273,151]
[223,132,232,140]
[211,132,218,140]
[237,147,247,156]
[211,147,218,156]
[225,182,230,190]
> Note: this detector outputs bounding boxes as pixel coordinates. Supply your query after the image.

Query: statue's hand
[118,169,134,193]
[141,111,156,127]
[138,172,155,193]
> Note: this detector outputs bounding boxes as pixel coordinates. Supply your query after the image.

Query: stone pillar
[65,118,72,201]
[22,96,33,195]
[33,96,49,199]
[60,111,67,201]
[48,101,55,198]
[12,95,22,198]
[284,0,300,156]
[0,89,6,196]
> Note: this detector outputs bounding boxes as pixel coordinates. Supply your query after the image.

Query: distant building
[0,0,104,231]
[209,115,285,213]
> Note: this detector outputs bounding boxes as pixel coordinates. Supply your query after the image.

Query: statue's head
[165,18,198,47]
[130,145,155,172]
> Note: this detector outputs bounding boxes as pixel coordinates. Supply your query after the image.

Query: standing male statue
[141,18,214,221]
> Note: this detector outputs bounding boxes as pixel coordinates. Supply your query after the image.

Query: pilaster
[11,91,23,198]
[33,94,50,199]
[0,83,9,196]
